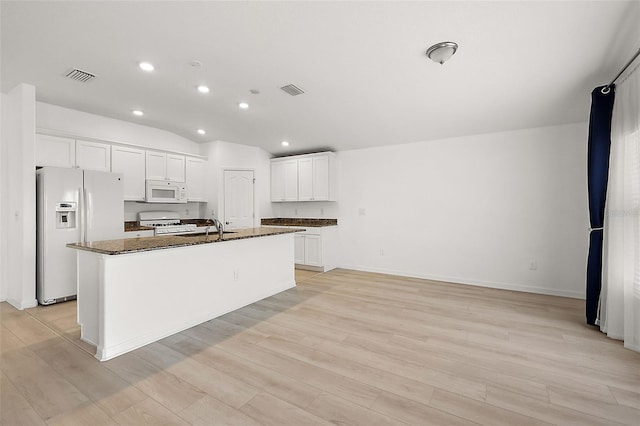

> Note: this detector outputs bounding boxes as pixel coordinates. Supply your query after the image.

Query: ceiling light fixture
[132,110,144,116]
[138,62,155,72]
[238,102,249,109]
[426,41,458,65]
[281,141,289,147]
[197,129,206,135]
[197,85,210,93]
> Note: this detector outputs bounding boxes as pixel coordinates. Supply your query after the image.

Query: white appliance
[145,180,187,203]
[138,211,197,235]
[36,167,124,305]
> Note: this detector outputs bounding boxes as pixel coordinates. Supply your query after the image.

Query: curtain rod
[602,47,640,94]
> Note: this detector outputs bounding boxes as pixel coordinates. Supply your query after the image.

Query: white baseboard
[339,264,585,299]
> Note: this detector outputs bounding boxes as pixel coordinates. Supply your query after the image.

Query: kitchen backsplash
[270,201,340,219]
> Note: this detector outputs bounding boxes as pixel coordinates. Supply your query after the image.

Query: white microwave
[145,180,188,203]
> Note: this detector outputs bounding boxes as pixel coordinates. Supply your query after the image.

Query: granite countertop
[261,218,337,227]
[68,227,303,255]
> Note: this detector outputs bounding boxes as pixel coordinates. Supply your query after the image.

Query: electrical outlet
[359,208,366,216]
[233,270,239,281]
[529,261,537,270]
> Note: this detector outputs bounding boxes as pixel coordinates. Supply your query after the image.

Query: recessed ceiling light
[238,102,249,109]
[197,85,210,94]
[281,141,289,147]
[138,62,155,72]
[197,129,206,135]
[132,110,144,116]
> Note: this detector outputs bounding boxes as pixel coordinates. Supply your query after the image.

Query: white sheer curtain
[600,62,640,352]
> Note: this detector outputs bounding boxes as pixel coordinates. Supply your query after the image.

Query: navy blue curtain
[586,85,615,325]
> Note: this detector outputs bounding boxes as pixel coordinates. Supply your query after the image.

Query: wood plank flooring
[2,268,639,425]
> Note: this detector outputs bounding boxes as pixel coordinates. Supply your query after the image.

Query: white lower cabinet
[294,234,322,267]
[292,226,338,271]
[297,234,322,267]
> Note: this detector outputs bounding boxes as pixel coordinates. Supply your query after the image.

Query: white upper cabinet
[166,154,186,182]
[271,152,336,202]
[145,151,167,180]
[298,154,332,201]
[111,145,146,201]
[76,139,111,172]
[36,134,76,168]
[297,158,313,201]
[36,134,111,172]
[271,158,298,202]
[145,151,185,182]
[185,156,206,201]
[311,155,331,200]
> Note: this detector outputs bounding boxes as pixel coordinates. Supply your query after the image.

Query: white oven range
[138,211,198,235]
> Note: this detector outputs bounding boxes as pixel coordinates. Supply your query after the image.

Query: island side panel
[94,232,295,361]
[77,250,102,346]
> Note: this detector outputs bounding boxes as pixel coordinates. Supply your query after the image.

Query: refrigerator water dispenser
[55,202,77,229]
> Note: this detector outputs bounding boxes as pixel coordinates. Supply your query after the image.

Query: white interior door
[224,169,255,229]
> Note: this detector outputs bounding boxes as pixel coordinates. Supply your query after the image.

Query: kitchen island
[67,227,300,361]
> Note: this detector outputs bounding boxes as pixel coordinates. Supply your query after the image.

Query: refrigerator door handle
[85,188,92,242]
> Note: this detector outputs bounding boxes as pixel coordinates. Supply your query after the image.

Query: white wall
[37,102,200,154]
[337,123,589,298]
[1,85,38,308]
[200,140,273,226]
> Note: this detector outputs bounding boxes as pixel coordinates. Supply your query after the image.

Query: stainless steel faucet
[211,218,224,239]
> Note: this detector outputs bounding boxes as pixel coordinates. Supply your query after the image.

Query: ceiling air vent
[280,84,305,96]
[65,68,96,83]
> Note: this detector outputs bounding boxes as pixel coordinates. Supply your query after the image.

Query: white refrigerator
[36,167,124,305]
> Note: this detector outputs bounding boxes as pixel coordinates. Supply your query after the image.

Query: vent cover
[280,84,305,96]
[65,68,96,83]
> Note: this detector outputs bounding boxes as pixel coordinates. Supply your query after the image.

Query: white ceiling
[2,1,639,155]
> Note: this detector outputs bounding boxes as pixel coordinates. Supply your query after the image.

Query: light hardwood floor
[1,268,639,425]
